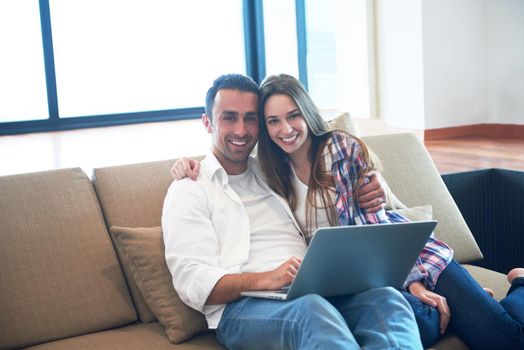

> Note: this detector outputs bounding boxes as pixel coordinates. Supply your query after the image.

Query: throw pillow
[326,111,358,135]
[389,204,433,222]
[110,226,207,344]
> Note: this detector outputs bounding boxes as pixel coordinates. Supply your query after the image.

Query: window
[50,0,246,117]
[305,0,373,118]
[0,0,375,134]
[262,0,299,78]
[0,1,48,122]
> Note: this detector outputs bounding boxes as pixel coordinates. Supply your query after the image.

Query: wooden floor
[425,136,524,174]
[0,118,523,177]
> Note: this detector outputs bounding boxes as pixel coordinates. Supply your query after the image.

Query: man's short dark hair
[205,74,259,121]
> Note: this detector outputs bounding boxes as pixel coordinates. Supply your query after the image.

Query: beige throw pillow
[326,111,358,135]
[389,204,433,222]
[110,226,207,344]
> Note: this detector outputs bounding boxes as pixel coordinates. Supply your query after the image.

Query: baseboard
[424,124,524,140]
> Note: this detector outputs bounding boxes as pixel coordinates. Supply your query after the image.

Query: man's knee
[366,286,404,301]
[357,286,413,315]
[295,294,334,313]
[293,294,346,324]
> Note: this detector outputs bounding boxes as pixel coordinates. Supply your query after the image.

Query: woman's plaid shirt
[322,131,453,290]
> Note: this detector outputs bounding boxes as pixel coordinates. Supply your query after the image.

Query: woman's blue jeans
[403,260,524,349]
[216,286,422,350]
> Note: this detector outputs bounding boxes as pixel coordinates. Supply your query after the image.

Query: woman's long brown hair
[257,74,374,237]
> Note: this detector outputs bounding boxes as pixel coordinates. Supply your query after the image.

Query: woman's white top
[290,165,334,239]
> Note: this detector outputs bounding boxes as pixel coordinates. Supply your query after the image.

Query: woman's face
[264,93,310,156]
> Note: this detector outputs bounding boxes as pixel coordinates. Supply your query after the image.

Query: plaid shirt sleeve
[388,212,454,291]
[326,132,453,291]
[326,132,391,226]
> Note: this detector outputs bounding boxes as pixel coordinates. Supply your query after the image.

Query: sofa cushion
[326,111,358,135]
[428,335,468,350]
[463,264,510,302]
[110,226,207,343]
[93,159,179,229]
[389,204,432,222]
[25,322,223,350]
[361,133,482,263]
[0,168,136,349]
[93,158,202,322]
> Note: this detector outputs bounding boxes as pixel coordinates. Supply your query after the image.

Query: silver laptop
[241,220,437,301]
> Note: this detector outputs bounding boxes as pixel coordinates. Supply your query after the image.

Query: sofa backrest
[0,168,136,350]
[93,160,178,229]
[93,159,191,322]
[362,133,483,262]
[92,133,483,312]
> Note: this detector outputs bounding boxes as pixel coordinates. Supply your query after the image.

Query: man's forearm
[205,257,299,305]
[206,271,270,305]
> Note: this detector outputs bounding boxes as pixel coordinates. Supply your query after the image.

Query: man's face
[203,89,259,175]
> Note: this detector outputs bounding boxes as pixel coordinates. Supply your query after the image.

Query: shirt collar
[202,151,258,186]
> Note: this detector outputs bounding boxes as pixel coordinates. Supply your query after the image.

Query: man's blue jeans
[403,260,524,349]
[216,286,422,349]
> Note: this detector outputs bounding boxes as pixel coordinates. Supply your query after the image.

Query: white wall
[486,0,524,124]
[422,0,488,129]
[376,0,425,129]
[376,0,524,129]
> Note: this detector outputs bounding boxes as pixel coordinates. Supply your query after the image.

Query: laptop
[241,220,437,301]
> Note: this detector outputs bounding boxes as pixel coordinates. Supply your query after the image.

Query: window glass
[306,0,372,118]
[50,0,246,117]
[0,1,48,122]
[263,0,299,79]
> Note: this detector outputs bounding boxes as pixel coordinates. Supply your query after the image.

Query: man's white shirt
[162,152,305,329]
[228,169,306,273]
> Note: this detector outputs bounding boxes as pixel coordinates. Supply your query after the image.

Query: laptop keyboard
[275,286,291,294]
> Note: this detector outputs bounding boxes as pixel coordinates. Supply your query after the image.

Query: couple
[162,73,524,349]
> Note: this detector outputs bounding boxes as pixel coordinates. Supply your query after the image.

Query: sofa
[0,131,510,350]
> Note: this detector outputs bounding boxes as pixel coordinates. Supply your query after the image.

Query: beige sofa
[0,132,510,350]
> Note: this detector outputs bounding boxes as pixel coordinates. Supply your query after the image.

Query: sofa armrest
[361,133,482,263]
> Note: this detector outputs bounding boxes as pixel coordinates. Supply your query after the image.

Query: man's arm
[357,171,387,212]
[206,257,301,305]
[163,180,230,312]
[163,180,302,310]
[357,170,407,212]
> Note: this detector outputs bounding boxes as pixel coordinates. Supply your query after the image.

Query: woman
[173,74,524,349]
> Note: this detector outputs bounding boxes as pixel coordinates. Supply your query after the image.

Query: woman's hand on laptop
[258,257,302,291]
[408,281,451,335]
[171,157,201,181]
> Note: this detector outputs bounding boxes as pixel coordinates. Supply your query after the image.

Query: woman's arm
[408,281,450,335]
[171,157,201,180]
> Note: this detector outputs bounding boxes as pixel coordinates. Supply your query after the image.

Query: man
[162,74,422,349]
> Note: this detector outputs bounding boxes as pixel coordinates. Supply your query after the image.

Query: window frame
[0,0,311,135]
[0,1,378,135]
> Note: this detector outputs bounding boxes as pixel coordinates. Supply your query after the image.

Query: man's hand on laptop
[205,256,302,305]
[408,281,450,335]
[259,257,302,291]
[357,171,387,213]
